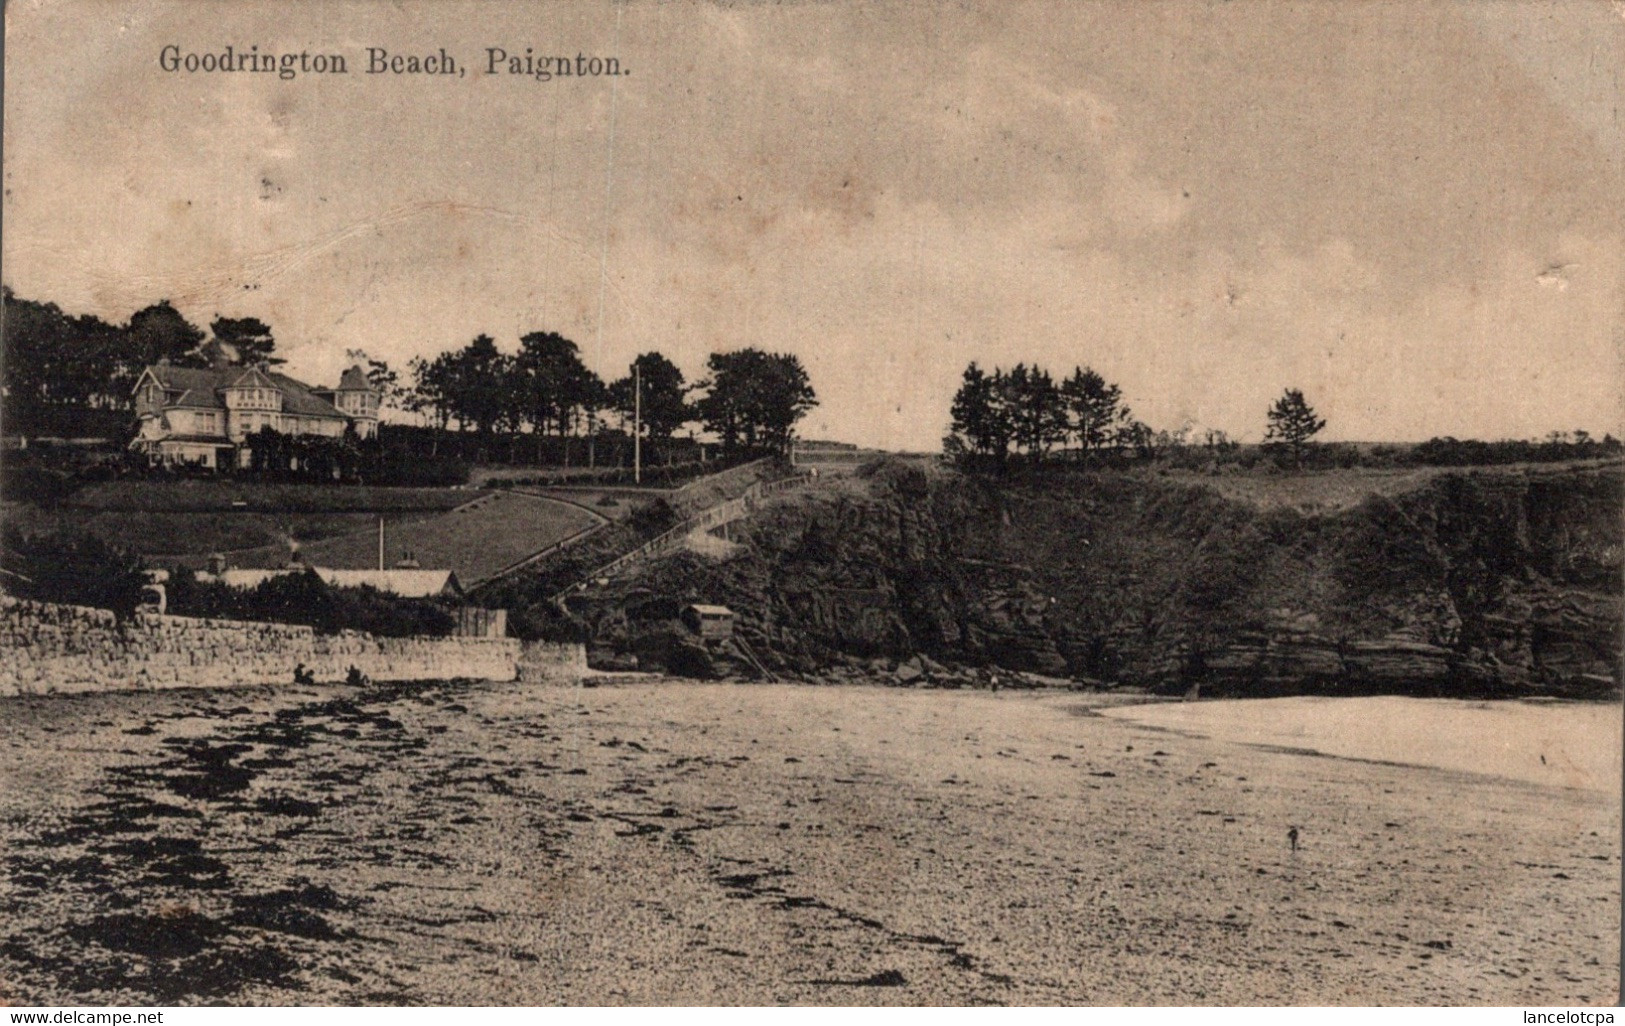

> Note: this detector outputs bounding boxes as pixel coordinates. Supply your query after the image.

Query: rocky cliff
[566,459,1621,697]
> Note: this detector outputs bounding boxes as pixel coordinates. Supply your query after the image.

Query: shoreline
[0,678,1616,1004]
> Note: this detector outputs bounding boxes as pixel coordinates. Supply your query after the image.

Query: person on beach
[1288,826,1300,852]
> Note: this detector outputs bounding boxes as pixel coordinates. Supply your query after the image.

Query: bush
[165,566,458,636]
[1,526,148,617]
[0,466,74,506]
[365,453,469,487]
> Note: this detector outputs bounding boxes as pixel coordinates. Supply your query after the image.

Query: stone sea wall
[0,597,584,697]
[516,640,589,684]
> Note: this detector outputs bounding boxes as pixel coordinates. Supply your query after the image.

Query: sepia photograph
[1,0,1620,1009]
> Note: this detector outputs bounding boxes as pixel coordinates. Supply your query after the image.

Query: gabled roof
[134,363,363,420]
[138,365,227,395]
[169,388,225,410]
[265,371,347,418]
[225,366,281,390]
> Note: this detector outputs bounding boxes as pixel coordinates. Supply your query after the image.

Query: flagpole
[633,361,642,485]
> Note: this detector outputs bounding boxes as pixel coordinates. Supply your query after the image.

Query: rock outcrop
[561,459,1622,698]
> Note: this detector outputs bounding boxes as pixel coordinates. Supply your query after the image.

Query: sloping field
[67,480,480,514]
[281,491,604,584]
[3,505,430,564]
[7,481,490,566]
[1158,458,1622,513]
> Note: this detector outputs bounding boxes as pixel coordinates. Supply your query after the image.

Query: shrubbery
[0,525,458,635]
[1,527,148,617]
[165,567,457,637]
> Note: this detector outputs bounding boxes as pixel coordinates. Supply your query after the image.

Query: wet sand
[1102,695,1623,792]
[0,680,1617,1005]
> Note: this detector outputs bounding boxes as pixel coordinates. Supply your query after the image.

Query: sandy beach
[0,680,1617,1005]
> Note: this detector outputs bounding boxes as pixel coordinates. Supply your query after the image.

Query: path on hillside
[552,471,813,600]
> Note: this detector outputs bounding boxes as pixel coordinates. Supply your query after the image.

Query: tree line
[945,360,1620,472]
[944,361,1179,466]
[2,287,818,463]
[944,361,1330,467]
[401,332,816,462]
[3,288,279,436]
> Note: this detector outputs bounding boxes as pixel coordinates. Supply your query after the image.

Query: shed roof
[685,604,734,617]
[320,569,461,597]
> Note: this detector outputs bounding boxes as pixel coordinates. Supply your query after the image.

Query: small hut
[681,604,734,641]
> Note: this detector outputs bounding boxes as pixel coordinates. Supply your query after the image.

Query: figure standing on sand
[1288,826,1300,852]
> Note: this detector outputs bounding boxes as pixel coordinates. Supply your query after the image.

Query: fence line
[468,519,610,591]
[468,459,779,593]
[553,471,809,601]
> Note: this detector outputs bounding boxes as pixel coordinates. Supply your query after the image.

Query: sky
[4,0,1621,449]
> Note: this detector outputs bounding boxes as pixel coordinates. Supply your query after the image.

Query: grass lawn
[263,491,605,584]
[6,480,494,567]
[67,479,483,514]
[1157,457,1621,512]
[3,505,439,563]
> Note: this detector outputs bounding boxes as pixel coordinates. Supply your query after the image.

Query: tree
[515,331,607,464]
[127,301,206,368]
[1116,418,1157,459]
[609,352,691,449]
[751,351,818,454]
[1004,364,1068,463]
[2,288,133,434]
[1060,366,1126,457]
[946,362,1012,467]
[695,348,817,455]
[209,316,280,365]
[516,331,595,438]
[442,334,512,438]
[1,526,148,618]
[1264,388,1326,466]
[244,425,291,475]
[407,353,455,432]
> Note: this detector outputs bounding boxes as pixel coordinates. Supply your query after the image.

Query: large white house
[130,362,379,468]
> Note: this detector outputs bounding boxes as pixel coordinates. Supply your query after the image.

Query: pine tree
[1264,388,1326,467]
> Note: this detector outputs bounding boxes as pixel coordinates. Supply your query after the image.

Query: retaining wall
[0,597,582,697]
[516,641,590,685]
